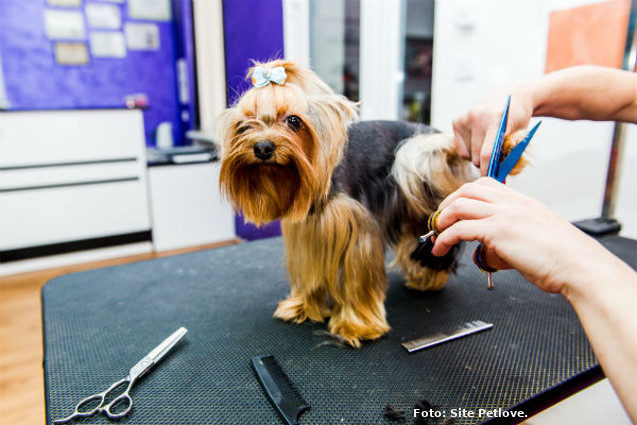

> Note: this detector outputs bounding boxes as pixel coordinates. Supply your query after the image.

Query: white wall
[431,0,637,238]
[192,0,226,134]
[359,0,406,120]
[283,0,311,67]
[309,0,346,93]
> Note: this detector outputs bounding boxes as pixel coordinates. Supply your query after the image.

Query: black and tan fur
[218,60,522,347]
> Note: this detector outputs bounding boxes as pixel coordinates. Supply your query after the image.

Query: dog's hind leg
[391,234,458,291]
[391,132,475,291]
[278,194,389,347]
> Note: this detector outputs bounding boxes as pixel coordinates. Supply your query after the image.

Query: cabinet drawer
[0,179,151,250]
[0,110,145,168]
[0,160,143,191]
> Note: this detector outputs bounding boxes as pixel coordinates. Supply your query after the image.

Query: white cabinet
[0,110,152,274]
[147,162,235,252]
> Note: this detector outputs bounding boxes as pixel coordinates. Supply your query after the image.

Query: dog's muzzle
[253,141,276,160]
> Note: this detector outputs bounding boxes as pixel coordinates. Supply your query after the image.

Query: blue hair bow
[251,66,287,88]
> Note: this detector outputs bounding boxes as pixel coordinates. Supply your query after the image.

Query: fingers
[452,115,471,159]
[453,92,530,175]
[479,125,498,176]
[469,122,486,169]
[429,179,513,272]
[437,177,508,210]
[431,219,512,271]
[431,219,485,256]
[435,198,493,231]
[454,113,506,176]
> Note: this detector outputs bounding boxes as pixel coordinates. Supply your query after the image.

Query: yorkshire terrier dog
[218,60,523,347]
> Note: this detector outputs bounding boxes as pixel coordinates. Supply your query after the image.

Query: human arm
[453,65,637,175]
[430,178,637,421]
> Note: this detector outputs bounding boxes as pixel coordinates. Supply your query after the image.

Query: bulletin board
[0,0,182,147]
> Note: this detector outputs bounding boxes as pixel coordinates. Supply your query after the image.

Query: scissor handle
[52,377,133,424]
[473,244,497,273]
[51,392,105,424]
[74,391,106,416]
[102,390,134,418]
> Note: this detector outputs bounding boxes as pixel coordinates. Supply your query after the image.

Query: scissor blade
[486,95,511,178]
[147,327,188,363]
[496,120,541,182]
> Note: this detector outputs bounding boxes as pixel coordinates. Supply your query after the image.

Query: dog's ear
[215,107,237,158]
[306,94,359,136]
[306,94,360,168]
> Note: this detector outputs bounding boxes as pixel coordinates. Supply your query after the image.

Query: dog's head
[218,60,358,225]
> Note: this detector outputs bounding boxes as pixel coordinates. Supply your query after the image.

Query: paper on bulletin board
[125,23,160,50]
[90,32,127,58]
[128,0,171,21]
[86,3,122,29]
[45,9,86,40]
[54,42,90,65]
[47,0,82,7]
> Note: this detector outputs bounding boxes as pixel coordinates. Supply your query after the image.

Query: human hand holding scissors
[420,96,541,289]
[53,327,187,424]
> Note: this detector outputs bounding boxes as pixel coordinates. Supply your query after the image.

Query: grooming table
[42,235,637,425]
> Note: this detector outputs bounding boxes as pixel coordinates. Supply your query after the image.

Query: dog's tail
[390,131,530,291]
[392,133,476,217]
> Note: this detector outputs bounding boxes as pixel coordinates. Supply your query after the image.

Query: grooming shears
[53,327,187,424]
[476,95,541,289]
[420,95,541,289]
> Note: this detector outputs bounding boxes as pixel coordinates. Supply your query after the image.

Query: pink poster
[545,0,631,73]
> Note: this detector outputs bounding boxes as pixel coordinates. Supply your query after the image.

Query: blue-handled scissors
[53,327,187,424]
[486,95,541,184]
[475,95,541,289]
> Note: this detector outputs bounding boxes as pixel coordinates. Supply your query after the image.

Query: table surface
[42,235,637,425]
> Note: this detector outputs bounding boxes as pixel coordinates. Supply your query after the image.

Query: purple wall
[222,0,285,105]
[0,0,183,146]
[222,0,285,240]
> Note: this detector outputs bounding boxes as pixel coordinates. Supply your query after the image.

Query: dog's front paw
[274,295,329,324]
[328,314,390,348]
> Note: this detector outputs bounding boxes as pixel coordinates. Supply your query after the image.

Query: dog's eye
[285,115,303,131]
[235,122,250,134]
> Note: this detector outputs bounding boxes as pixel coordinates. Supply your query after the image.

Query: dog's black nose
[254,141,275,160]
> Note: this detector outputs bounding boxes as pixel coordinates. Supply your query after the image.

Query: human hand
[452,90,534,176]
[430,178,611,294]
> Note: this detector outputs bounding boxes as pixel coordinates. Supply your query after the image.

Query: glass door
[287,0,432,123]
[402,0,434,124]
[308,0,361,101]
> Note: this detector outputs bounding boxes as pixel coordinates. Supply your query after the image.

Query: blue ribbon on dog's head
[251,66,287,88]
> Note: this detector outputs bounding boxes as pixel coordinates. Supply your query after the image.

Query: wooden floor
[0,240,239,425]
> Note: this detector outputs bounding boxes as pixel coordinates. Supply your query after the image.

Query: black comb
[251,355,310,425]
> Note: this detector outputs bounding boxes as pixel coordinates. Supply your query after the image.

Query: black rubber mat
[42,235,637,425]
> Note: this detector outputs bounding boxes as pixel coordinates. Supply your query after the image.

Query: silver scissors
[53,327,188,424]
